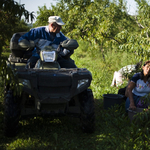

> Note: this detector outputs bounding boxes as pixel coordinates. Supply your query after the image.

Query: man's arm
[18,28,43,50]
[18,28,38,42]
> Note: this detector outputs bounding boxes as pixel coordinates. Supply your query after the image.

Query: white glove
[60,48,70,56]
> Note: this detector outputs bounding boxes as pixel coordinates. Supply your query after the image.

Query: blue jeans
[125,94,141,112]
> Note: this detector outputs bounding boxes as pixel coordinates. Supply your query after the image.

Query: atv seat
[9,32,32,62]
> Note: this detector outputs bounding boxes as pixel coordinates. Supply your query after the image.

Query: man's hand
[129,103,136,110]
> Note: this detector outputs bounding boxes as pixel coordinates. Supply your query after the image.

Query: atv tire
[4,90,21,137]
[79,89,95,133]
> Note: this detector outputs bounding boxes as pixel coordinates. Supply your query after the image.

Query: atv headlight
[41,51,56,62]
[19,79,31,89]
[77,79,89,89]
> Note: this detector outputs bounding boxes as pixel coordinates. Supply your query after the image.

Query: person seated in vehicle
[125,60,150,112]
[18,16,77,68]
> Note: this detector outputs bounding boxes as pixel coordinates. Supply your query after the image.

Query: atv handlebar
[60,39,79,51]
[18,39,35,50]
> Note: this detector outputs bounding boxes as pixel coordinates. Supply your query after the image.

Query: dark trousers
[26,56,39,68]
[57,57,77,68]
[26,56,77,68]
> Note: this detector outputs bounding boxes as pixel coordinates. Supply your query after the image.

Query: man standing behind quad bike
[18,16,77,68]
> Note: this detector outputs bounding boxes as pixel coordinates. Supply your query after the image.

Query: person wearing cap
[18,16,77,68]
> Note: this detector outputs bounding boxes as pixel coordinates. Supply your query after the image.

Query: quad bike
[4,32,95,137]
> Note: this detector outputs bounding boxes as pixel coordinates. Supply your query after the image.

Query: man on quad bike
[18,16,77,68]
[4,16,95,137]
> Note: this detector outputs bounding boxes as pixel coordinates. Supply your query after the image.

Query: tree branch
[135,16,149,39]
[101,32,121,44]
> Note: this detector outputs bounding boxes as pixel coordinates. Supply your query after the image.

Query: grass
[1,98,148,150]
[0,41,150,149]
[71,41,137,99]
[0,98,131,150]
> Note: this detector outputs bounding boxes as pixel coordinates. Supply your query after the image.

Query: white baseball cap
[48,16,65,25]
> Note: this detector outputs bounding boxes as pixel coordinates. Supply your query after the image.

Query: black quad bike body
[4,32,95,137]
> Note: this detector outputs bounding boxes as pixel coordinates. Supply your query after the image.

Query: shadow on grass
[0,99,131,150]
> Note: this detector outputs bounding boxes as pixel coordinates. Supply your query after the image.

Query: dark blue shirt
[18,26,67,58]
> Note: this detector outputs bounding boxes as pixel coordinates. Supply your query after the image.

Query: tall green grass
[71,40,137,99]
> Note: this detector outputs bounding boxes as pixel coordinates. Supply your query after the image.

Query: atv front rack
[17,68,92,102]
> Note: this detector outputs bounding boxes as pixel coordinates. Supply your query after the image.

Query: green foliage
[33,5,54,27]
[14,19,31,32]
[0,0,35,52]
[0,57,22,96]
[0,0,35,95]
[71,40,137,99]
[0,0,35,51]
[1,0,150,148]
[35,0,149,63]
